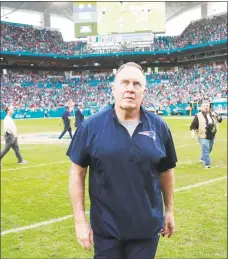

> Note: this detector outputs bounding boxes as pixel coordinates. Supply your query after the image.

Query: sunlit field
[1,117,227,259]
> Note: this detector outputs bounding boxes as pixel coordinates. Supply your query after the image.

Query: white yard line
[2,152,226,172]
[1,176,227,236]
[20,147,37,150]
[174,176,227,192]
[1,161,69,172]
[176,140,226,148]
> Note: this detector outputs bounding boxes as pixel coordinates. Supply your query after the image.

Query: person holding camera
[190,100,222,168]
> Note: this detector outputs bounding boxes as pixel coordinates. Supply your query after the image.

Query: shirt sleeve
[158,123,177,173]
[66,123,90,167]
[190,115,199,130]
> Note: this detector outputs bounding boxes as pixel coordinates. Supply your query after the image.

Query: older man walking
[67,62,177,259]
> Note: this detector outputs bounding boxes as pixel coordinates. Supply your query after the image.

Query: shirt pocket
[134,134,166,165]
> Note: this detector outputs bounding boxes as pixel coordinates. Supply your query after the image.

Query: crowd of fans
[142,63,227,111]
[1,23,86,55]
[1,14,227,55]
[1,72,113,112]
[1,63,227,113]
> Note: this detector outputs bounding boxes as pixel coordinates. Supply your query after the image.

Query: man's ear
[142,86,147,97]
[112,83,115,93]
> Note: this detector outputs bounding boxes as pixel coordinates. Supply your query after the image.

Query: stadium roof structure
[1,1,203,22]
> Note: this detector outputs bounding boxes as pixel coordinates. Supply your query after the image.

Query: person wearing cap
[58,106,73,140]
[67,62,177,259]
[74,102,84,129]
[190,100,222,168]
[1,105,28,166]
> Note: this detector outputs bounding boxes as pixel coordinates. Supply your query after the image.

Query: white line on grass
[1,161,69,172]
[174,176,227,192]
[1,176,227,236]
[0,160,196,173]
[2,156,226,172]
[176,140,226,148]
[1,212,89,236]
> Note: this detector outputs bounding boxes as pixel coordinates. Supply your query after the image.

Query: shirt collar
[111,104,147,124]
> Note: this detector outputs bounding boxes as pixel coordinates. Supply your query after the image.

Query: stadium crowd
[1,14,227,55]
[1,63,227,112]
[0,23,86,55]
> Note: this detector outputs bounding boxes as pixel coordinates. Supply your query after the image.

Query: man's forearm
[69,163,87,222]
[159,169,174,213]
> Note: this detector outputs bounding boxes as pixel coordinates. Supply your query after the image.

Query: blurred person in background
[1,105,28,166]
[58,106,73,140]
[74,102,84,129]
[190,100,222,168]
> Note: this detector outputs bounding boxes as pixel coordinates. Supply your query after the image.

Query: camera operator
[190,100,222,168]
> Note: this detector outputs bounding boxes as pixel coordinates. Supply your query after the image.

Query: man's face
[112,66,146,111]
[202,103,210,113]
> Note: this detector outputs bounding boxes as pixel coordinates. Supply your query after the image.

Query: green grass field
[1,117,227,259]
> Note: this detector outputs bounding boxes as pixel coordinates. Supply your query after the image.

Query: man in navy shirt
[75,102,84,128]
[67,62,177,259]
[59,106,73,139]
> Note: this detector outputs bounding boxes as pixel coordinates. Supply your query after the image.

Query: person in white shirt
[1,105,28,166]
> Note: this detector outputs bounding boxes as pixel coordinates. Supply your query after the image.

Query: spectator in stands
[1,62,227,114]
[1,14,227,55]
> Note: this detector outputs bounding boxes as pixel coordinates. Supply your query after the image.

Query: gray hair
[114,62,146,88]
[115,62,145,78]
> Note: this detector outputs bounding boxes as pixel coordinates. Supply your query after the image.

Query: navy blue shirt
[75,108,84,128]
[67,106,177,240]
[62,110,71,127]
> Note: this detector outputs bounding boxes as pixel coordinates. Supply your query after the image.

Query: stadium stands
[1,13,227,116]
[1,14,227,55]
[1,63,227,114]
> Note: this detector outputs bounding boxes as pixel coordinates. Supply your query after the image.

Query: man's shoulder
[83,107,112,127]
[143,109,168,128]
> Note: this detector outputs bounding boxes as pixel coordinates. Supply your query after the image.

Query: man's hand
[191,130,196,140]
[75,219,94,251]
[161,211,175,238]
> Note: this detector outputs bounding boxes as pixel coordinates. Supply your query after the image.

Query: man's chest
[88,124,166,166]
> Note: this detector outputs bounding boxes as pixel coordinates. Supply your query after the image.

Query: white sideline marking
[1,211,89,236]
[2,153,226,172]
[176,140,226,148]
[1,176,226,236]
[1,139,226,172]
[174,176,227,192]
[20,147,37,150]
[1,161,69,172]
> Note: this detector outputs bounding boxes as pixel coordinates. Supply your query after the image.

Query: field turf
[1,117,227,258]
